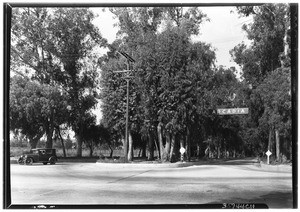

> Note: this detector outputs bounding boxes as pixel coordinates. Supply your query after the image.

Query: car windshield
[32,150,39,154]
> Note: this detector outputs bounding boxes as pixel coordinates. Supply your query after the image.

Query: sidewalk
[95,161,199,169]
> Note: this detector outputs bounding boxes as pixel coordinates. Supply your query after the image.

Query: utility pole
[113,51,135,163]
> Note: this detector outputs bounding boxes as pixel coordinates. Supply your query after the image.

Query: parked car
[18,148,57,165]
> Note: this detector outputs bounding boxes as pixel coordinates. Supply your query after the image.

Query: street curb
[95,161,195,169]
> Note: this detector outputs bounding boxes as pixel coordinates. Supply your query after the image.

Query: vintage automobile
[18,148,58,165]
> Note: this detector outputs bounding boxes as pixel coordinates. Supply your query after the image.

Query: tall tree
[11,7,107,156]
[231,4,289,87]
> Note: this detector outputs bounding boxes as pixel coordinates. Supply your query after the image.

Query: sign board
[266,150,272,157]
[180,147,186,155]
[217,108,249,115]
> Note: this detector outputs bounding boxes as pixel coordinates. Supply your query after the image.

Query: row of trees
[99,5,292,162]
[9,5,292,162]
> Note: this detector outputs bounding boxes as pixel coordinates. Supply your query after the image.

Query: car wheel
[25,157,33,165]
[49,157,56,165]
[17,158,24,165]
[43,162,47,165]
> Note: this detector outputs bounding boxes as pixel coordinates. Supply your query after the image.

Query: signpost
[266,150,272,165]
[180,147,186,162]
[217,108,249,115]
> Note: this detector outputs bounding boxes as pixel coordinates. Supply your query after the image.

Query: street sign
[113,70,132,73]
[217,108,249,115]
[266,150,272,165]
[180,147,186,155]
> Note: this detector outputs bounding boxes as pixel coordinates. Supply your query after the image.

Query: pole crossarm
[116,51,136,63]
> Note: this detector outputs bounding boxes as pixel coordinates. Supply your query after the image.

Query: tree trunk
[217,139,221,159]
[283,11,290,58]
[89,144,93,157]
[45,131,52,149]
[169,133,176,162]
[268,127,273,151]
[185,127,191,162]
[128,131,133,161]
[109,145,113,158]
[120,134,126,158]
[45,124,54,149]
[148,132,154,160]
[142,139,147,158]
[197,144,200,158]
[174,135,180,161]
[76,134,82,157]
[164,132,171,162]
[56,127,66,157]
[29,138,39,149]
[275,129,280,161]
[29,132,43,149]
[154,138,160,160]
[45,109,55,149]
[157,122,164,160]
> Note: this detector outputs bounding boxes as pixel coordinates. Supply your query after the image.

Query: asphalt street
[10,159,293,208]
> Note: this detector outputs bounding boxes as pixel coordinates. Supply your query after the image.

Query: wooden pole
[124,61,130,163]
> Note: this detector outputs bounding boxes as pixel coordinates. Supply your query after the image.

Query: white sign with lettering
[217,108,249,115]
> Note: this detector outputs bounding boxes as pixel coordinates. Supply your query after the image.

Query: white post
[266,150,272,165]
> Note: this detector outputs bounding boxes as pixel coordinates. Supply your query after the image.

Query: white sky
[92,6,252,70]
[195,7,252,69]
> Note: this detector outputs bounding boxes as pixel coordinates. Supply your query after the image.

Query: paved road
[10,160,293,208]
